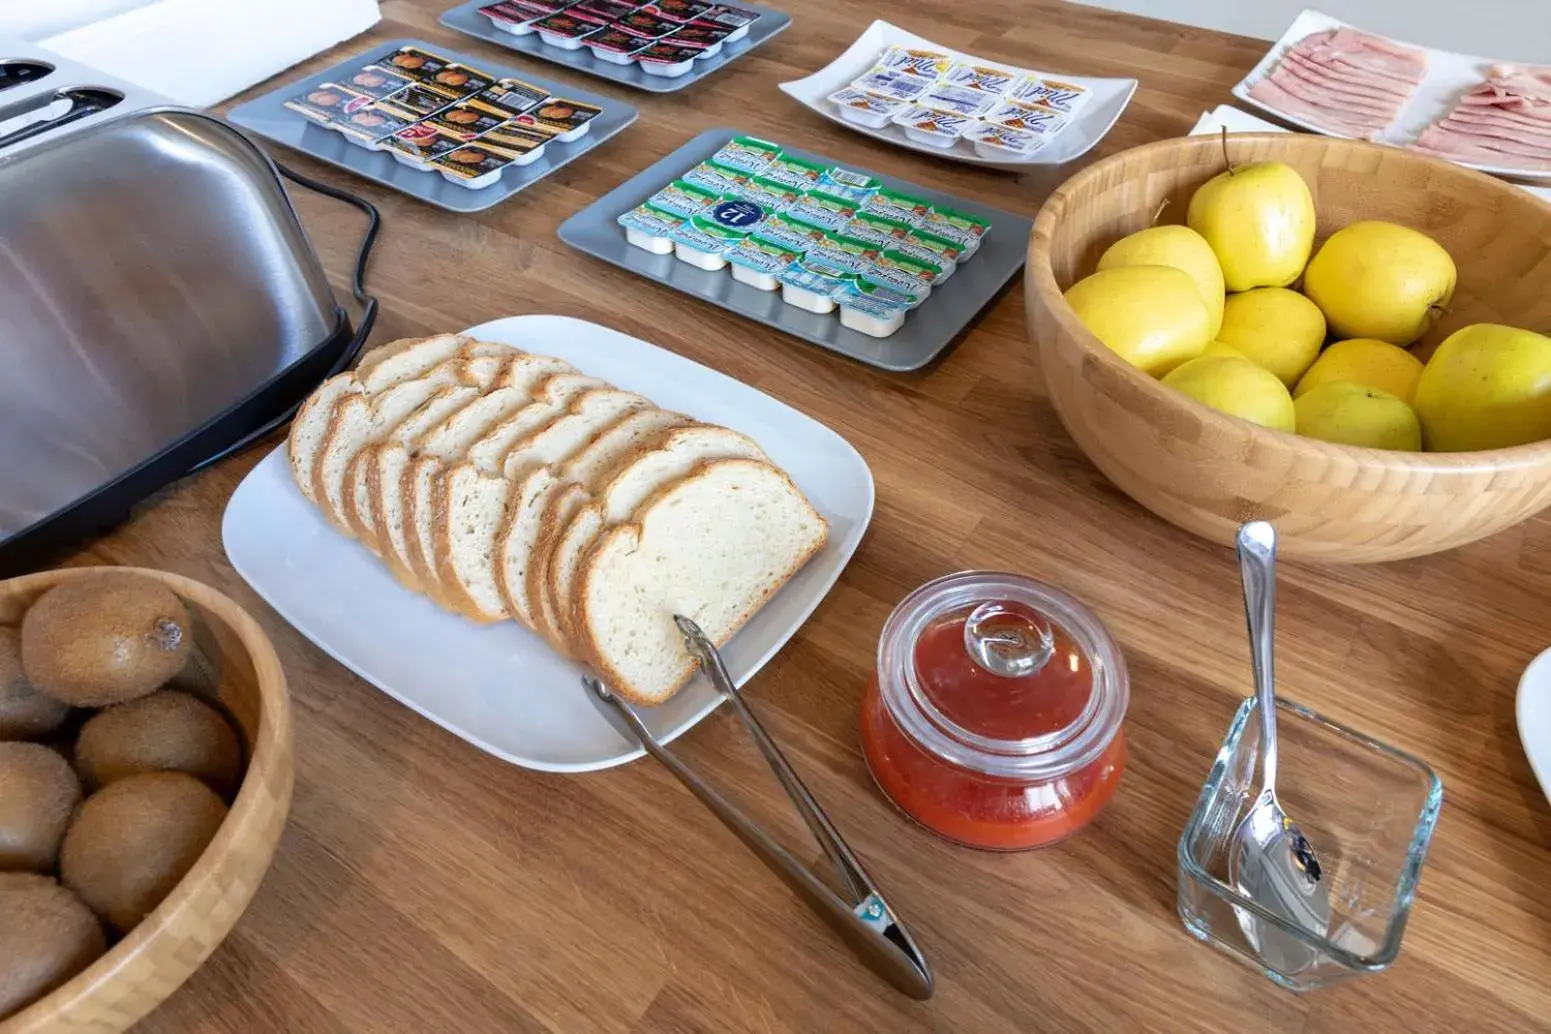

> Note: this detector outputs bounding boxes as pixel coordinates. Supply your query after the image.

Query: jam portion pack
[283,45,604,189]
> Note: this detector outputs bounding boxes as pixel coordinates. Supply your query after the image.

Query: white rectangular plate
[222,315,874,773]
[1517,647,1551,805]
[778,19,1136,170]
[1189,103,1551,203]
[1232,8,1551,183]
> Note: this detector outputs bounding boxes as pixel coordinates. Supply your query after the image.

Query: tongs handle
[584,619,934,1001]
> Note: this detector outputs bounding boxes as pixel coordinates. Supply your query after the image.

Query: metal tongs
[583,616,935,1000]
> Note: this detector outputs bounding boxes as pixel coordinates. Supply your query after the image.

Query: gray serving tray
[439,1,790,94]
[227,37,637,213]
[557,128,1031,371]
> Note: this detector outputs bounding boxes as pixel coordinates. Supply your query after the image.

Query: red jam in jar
[860,572,1129,851]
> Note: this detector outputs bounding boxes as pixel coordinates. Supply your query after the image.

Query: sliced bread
[369,385,483,589]
[488,390,651,627]
[575,459,828,705]
[356,334,468,393]
[287,373,361,503]
[319,360,467,539]
[524,408,692,649]
[401,385,536,604]
[548,425,768,653]
[430,377,615,623]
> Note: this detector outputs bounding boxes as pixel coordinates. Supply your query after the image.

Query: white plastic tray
[1232,8,1551,183]
[778,20,1136,170]
[1519,647,1551,803]
[222,315,873,773]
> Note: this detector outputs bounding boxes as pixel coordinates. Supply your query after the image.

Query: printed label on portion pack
[430,143,514,180]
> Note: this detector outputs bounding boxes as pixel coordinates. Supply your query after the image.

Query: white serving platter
[1188,103,1551,204]
[222,315,874,773]
[1518,647,1551,804]
[1232,8,1551,183]
[778,19,1136,170]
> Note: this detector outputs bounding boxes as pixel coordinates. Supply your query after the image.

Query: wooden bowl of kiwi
[0,567,292,1033]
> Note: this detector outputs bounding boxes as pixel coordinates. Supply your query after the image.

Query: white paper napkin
[28,0,381,108]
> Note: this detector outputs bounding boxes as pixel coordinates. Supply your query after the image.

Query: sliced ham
[1249,28,1424,139]
[1414,63,1551,171]
[1247,79,1380,138]
[1282,49,1413,100]
[1268,64,1403,118]
[1418,124,1551,161]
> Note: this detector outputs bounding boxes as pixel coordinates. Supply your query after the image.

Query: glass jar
[860,571,1129,851]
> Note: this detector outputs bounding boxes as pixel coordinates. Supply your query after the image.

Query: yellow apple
[1162,355,1296,431]
[1294,382,1421,450]
[1097,225,1226,337]
[1413,323,1551,451]
[1186,161,1316,291]
[1216,287,1327,387]
[1302,221,1456,346]
[1064,265,1212,377]
[1294,338,1424,402]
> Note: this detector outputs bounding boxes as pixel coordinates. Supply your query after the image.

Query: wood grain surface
[54,1,1551,1030]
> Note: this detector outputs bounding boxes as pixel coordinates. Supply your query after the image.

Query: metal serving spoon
[1231,521,1331,965]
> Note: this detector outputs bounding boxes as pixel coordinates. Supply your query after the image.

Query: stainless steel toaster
[0,42,372,574]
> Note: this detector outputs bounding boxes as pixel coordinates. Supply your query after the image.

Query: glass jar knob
[963,600,1054,679]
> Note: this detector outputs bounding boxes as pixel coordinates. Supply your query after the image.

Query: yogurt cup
[806,232,883,276]
[851,66,933,104]
[843,211,914,250]
[618,202,686,254]
[669,213,749,270]
[899,228,964,280]
[960,121,1045,161]
[776,258,856,314]
[741,175,801,214]
[760,154,826,192]
[785,190,855,232]
[337,103,415,149]
[344,65,415,100]
[862,187,932,227]
[866,248,943,300]
[890,105,972,149]
[919,82,999,119]
[525,98,602,142]
[667,22,733,57]
[919,205,992,253]
[478,1,550,35]
[827,86,908,130]
[838,287,909,338]
[652,0,715,21]
[938,61,1019,95]
[712,135,780,176]
[726,235,801,291]
[615,8,679,38]
[572,0,641,19]
[985,98,1070,136]
[648,178,720,218]
[751,211,829,255]
[384,122,456,167]
[812,167,881,206]
[682,158,749,195]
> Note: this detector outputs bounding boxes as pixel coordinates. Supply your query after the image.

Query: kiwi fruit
[60,771,227,932]
[0,628,69,740]
[0,743,81,872]
[0,873,105,1020]
[75,691,242,796]
[21,574,192,707]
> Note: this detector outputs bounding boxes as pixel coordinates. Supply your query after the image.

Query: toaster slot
[0,59,53,93]
[0,86,122,149]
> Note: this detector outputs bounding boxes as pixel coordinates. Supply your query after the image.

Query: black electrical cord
[185,161,381,474]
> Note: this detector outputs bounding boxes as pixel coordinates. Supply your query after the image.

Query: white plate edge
[1516,646,1551,802]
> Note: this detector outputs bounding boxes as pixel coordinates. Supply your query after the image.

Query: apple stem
[1151,197,1169,226]
[1220,126,1238,175]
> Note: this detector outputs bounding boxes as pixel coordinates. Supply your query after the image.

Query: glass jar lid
[876,571,1129,781]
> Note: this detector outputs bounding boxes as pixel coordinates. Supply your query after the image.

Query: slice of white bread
[525,408,693,650]
[401,384,536,604]
[356,334,469,393]
[488,390,651,627]
[369,385,482,589]
[548,425,768,653]
[527,482,589,648]
[288,373,361,503]
[575,459,828,704]
[320,361,467,539]
[429,375,611,621]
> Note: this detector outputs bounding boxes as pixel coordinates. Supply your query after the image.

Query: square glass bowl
[1177,696,1443,991]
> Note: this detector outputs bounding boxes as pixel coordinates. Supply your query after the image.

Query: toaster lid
[0,107,342,541]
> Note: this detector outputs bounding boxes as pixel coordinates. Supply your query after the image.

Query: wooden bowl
[1027,133,1551,563]
[0,567,292,1033]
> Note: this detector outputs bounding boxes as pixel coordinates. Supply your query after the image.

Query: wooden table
[87,1,1551,1030]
